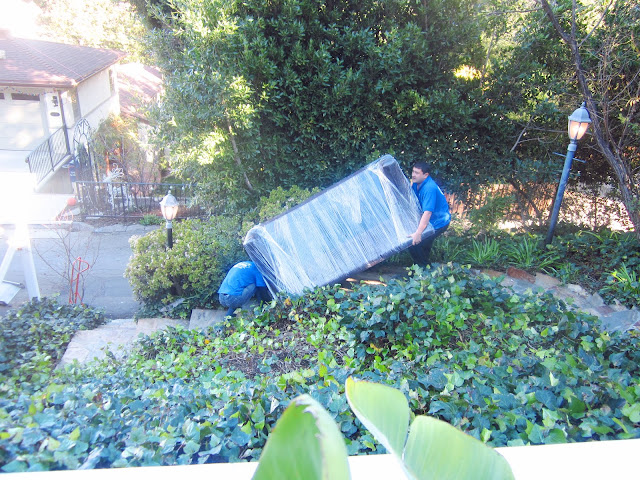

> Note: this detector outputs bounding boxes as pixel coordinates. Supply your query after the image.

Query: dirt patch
[219,324,318,377]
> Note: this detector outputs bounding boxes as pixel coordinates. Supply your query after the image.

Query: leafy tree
[536,0,640,240]
[35,0,148,61]
[134,0,512,213]
[483,0,640,238]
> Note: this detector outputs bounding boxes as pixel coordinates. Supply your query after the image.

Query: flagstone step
[57,312,227,367]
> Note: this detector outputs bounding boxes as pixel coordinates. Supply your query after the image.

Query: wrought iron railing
[75,181,201,219]
[25,127,72,185]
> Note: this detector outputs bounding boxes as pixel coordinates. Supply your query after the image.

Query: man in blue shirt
[218,261,270,317]
[408,161,451,266]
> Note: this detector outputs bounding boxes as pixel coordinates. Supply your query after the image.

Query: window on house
[11,93,40,101]
[0,93,5,100]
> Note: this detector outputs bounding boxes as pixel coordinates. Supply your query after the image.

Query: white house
[0,29,125,188]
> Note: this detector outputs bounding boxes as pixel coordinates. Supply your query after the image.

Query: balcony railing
[25,127,72,185]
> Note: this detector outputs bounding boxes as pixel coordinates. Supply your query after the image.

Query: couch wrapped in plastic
[244,154,434,296]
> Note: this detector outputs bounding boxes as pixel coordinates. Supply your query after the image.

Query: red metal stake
[69,257,90,304]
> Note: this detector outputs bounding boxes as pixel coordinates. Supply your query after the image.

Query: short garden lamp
[160,190,179,249]
[544,102,591,246]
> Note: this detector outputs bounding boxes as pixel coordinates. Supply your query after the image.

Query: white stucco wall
[76,67,120,131]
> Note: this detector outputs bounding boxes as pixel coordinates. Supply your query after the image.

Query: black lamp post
[160,190,179,248]
[544,102,591,246]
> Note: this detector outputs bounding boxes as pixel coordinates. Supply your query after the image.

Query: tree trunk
[539,0,640,240]
[226,115,254,192]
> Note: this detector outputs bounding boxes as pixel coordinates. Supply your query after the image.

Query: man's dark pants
[409,224,449,266]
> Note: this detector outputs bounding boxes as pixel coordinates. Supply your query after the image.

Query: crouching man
[218,261,271,318]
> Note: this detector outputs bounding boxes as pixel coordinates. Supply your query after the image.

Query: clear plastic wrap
[244,155,434,296]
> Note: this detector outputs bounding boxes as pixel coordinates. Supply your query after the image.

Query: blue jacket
[218,261,266,296]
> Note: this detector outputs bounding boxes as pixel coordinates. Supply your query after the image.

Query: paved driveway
[0,222,158,318]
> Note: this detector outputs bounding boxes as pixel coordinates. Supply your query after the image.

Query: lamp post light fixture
[160,190,179,248]
[544,102,591,246]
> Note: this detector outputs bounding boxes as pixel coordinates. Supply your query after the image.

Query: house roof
[117,63,163,123]
[0,30,126,89]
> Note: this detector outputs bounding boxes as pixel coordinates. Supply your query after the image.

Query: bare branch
[617,80,640,151]
[482,8,542,16]
[511,119,531,152]
[225,115,254,192]
[571,0,577,40]
[578,0,614,48]
[537,0,640,238]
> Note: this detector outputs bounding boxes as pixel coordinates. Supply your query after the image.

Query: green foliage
[36,0,149,62]
[253,378,514,480]
[430,235,466,264]
[440,228,639,286]
[252,394,350,480]
[240,185,320,238]
[548,230,640,293]
[503,234,559,271]
[2,264,640,471]
[600,264,640,309]
[124,216,245,315]
[139,0,511,209]
[139,214,163,226]
[346,378,514,480]
[0,298,104,391]
[467,194,515,234]
[547,261,582,285]
[467,237,502,267]
[345,378,409,458]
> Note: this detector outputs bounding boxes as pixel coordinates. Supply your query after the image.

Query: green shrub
[431,235,466,264]
[124,216,245,315]
[547,261,582,285]
[548,230,640,292]
[465,237,502,268]
[139,214,163,226]
[503,234,559,272]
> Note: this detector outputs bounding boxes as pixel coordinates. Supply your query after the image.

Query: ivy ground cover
[1,264,639,471]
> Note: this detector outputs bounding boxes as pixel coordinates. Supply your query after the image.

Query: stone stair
[482,267,640,332]
[58,309,227,367]
[350,266,639,333]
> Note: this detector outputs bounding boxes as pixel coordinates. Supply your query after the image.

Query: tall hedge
[135,0,514,211]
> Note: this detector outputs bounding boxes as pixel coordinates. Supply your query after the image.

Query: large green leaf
[403,416,515,480]
[251,394,350,480]
[345,377,410,457]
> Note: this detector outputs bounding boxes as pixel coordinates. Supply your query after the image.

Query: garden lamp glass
[160,191,179,248]
[568,102,591,142]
